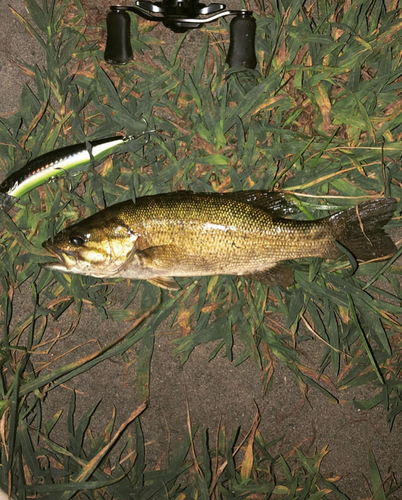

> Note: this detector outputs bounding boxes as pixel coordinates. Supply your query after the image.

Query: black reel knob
[104,6,257,69]
[105,9,133,64]
[226,14,257,69]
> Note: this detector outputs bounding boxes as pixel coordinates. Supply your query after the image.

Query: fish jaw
[43,239,108,277]
[42,244,97,276]
[42,259,82,275]
[42,245,117,277]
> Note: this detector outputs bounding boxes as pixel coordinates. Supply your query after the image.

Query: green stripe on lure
[0,134,148,211]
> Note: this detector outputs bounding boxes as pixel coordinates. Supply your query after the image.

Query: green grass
[0,0,402,497]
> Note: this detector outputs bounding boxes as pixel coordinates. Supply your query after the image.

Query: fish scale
[114,195,334,270]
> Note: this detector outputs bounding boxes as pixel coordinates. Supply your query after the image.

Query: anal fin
[244,263,294,287]
[147,276,180,290]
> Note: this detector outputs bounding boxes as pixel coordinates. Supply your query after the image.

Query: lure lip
[0,192,18,212]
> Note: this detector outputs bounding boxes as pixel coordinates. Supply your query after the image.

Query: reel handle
[226,13,257,69]
[104,7,257,69]
[104,9,133,64]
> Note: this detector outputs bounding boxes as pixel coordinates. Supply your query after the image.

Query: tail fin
[329,198,398,262]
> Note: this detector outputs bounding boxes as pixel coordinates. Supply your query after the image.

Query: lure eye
[69,235,86,247]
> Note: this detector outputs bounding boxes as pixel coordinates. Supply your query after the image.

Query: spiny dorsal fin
[220,191,299,217]
[161,190,299,217]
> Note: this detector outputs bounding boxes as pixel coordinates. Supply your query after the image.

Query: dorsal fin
[218,191,299,217]
[159,190,299,217]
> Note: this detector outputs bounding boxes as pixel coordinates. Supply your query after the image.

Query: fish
[0,133,150,211]
[42,191,398,290]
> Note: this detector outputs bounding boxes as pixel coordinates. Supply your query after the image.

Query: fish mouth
[41,260,71,272]
[42,242,78,271]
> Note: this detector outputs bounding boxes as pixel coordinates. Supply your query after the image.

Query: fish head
[42,216,140,277]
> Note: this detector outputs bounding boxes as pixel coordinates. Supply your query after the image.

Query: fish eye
[69,234,86,247]
[0,180,8,190]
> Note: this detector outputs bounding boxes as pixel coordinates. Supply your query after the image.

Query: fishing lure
[0,133,151,211]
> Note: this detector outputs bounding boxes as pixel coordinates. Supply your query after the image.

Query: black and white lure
[0,132,151,211]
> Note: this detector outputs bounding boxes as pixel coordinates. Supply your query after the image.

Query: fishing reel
[104,1,257,68]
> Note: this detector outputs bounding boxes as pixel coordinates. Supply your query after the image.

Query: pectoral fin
[147,276,180,290]
[137,245,182,269]
[136,245,182,290]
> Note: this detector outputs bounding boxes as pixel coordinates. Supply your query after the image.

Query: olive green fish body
[43,192,397,289]
[102,195,337,274]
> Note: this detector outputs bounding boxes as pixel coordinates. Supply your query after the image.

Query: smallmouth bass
[42,191,398,290]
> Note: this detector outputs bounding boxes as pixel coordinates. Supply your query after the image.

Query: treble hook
[127,116,158,144]
[49,166,74,191]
